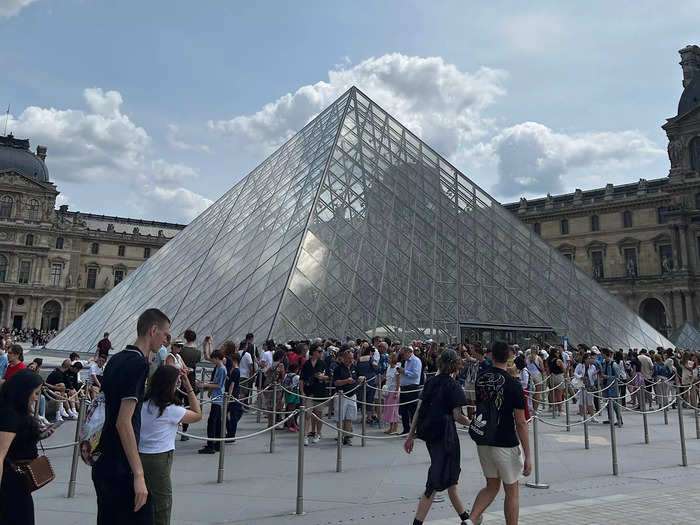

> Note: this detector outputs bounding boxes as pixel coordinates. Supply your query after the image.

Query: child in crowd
[198,349,227,454]
[283,362,301,432]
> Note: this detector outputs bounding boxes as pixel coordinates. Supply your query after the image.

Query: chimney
[679,45,700,87]
[36,145,47,161]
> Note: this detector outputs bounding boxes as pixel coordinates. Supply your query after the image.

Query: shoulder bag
[10,442,55,492]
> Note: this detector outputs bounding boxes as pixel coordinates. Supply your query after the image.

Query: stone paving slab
[35,397,700,525]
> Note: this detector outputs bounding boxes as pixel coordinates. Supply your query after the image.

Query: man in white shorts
[467,341,531,525]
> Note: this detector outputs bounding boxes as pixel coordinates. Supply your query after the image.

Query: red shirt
[4,361,26,380]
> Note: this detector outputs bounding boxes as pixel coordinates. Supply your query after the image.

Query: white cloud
[208,53,507,158]
[166,124,211,153]
[5,87,210,223]
[136,185,213,222]
[487,121,664,198]
[0,0,39,19]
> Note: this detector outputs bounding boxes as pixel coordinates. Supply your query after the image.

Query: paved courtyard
[37,388,700,525]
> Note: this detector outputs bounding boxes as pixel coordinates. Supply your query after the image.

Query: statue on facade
[626,257,637,277]
[662,255,673,273]
[668,138,683,167]
[66,274,72,288]
[103,277,110,290]
[76,274,82,288]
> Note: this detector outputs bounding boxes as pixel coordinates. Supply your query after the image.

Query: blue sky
[0,0,697,222]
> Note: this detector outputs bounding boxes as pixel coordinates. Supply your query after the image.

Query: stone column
[3,295,12,329]
[678,226,689,270]
[683,291,695,325]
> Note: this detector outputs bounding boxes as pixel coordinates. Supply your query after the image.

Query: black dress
[419,374,467,497]
[0,405,39,525]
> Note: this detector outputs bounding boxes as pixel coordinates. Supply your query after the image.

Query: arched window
[691,137,700,171]
[28,199,40,221]
[0,255,7,283]
[90,242,99,255]
[590,215,600,232]
[0,196,12,219]
[560,219,569,235]
[55,237,64,249]
[623,210,633,228]
[25,234,34,247]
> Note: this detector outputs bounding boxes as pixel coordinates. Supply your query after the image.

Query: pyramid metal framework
[48,87,673,352]
[671,322,700,349]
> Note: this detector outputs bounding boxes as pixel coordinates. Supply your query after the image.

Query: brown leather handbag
[11,454,55,492]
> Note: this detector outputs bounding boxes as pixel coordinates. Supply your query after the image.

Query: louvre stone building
[504,45,700,341]
[0,134,184,331]
[48,86,671,354]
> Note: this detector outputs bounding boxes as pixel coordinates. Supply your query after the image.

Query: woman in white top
[165,339,185,371]
[139,365,202,525]
[526,349,545,412]
[573,353,598,422]
[381,352,400,434]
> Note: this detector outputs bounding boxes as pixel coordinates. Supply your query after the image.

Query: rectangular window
[592,251,604,280]
[144,247,151,258]
[118,245,125,257]
[624,247,638,277]
[533,222,541,235]
[50,263,61,286]
[560,219,569,235]
[657,207,667,224]
[659,244,673,274]
[623,211,633,228]
[0,199,11,219]
[590,215,600,232]
[18,261,31,284]
[114,269,124,286]
[563,253,573,261]
[87,268,97,289]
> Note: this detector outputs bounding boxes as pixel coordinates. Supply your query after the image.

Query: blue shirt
[211,365,227,405]
[0,353,7,379]
[403,354,422,385]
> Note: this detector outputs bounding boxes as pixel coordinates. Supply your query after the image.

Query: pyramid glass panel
[50,88,672,351]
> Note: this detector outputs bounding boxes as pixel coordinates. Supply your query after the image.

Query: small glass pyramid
[48,87,673,351]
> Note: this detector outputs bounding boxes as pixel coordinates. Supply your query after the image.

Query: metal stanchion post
[695,402,699,440]
[336,390,343,472]
[257,373,263,424]
[217,395,229,483]
[525,416,549,489]
[361,381,367,447]
[199,368,205,404]
[582,387,590,450]
[270,381,278,453]
[640,384,649,444]
[607,397,619,475]
[565,378,570,432]
[376,378,382,430]
[296,408,305,515]
[663,380,669,425]
[678,396,688,467]
[67,395,87,498]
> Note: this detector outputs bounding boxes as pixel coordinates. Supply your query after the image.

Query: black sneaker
[198,447,216,454]
[180,435,189,442]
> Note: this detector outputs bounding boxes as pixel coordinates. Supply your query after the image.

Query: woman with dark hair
[139,366,202,525]
[0,368,44,524]
[356,345,378,426]
[404,350,472,525]
[547,348,566,416]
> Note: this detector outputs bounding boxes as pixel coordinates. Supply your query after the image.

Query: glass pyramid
[671,322,700,349]
[48,87,673,352]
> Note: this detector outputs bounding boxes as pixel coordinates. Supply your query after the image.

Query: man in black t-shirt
[467,341,531,525]
[300,345,329,445]
[92,308,170,525]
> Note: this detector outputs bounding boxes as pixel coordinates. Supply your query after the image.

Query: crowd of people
[0,328,58,347]
[0,308,698,524]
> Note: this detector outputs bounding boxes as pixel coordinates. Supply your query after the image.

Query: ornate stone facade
[0,134,184,331]
[504,45,700,339]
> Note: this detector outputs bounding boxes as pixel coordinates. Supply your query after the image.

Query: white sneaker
[55,412,63,422]
[59,407,70,419]
[69,409,79,418]
[312,435,321,444]
[304,436,310,446]
[592,417,601,424]
[38,416,50,427]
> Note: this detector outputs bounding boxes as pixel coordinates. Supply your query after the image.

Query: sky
[0,0,697,223]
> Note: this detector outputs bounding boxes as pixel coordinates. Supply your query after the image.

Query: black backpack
[469,395,500,446]
[415,377,450,443]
